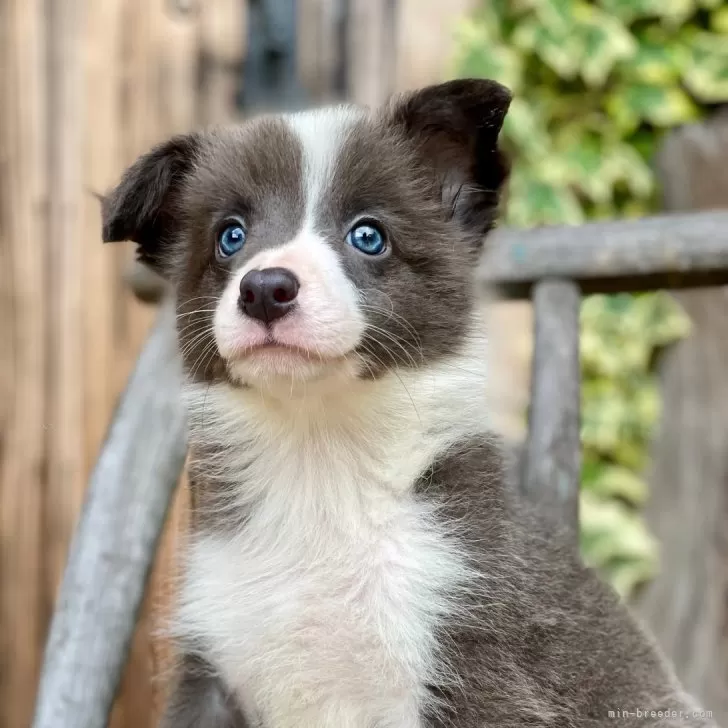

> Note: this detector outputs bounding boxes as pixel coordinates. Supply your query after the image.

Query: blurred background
[1,0,728,726]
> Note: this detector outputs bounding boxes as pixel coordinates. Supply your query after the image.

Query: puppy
[102,80,715,728]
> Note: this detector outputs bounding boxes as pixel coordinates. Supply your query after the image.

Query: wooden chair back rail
[522,279,581,538]
[31,303,188,728]
[31,209,728,728]
[481,210,728,297]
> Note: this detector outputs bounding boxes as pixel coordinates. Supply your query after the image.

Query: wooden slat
[0,2,49,727]
[522,279,581,535]
[297,0,348,103]
[634,114,728,726]
[44,0,87,642]
[198,0,247,125]
[155,1,200,138]
[105,4,162,727]
[82,0,125,498]
[394,0,477,92]
[346,0,394,106]
[481,211,728,298]
[146,471,192,722]
[31,302,187,728]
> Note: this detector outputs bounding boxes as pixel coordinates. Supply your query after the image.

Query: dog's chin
[224,345,361,394]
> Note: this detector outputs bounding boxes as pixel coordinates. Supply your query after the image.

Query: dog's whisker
[176,309,218,319]
[187,338,218,380]
[364,326,422,368]
[357,300,423,347]
[179,329,216,363]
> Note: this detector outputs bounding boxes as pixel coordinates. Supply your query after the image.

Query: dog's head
[102,80,511,393]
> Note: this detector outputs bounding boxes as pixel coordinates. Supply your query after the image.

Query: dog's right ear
[101,133,200,275]
[385,79,511,245]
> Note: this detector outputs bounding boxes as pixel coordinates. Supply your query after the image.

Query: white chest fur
[175,347,489,728]
[180,497,463,728]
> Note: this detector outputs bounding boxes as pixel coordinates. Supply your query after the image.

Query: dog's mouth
[221,336,359,389]
[230,340,348,364]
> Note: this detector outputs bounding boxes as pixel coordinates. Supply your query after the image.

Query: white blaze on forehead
[286,106,365,221]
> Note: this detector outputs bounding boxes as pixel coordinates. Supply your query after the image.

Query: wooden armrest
[32,301,187,728]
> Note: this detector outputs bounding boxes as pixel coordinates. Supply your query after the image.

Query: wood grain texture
[44,0,87,645]
[198,0,247,125]
[633,114,728,726]
[394,0,477,92]
[522,279,581,537]
[32,302,188,728]
[481,211,728,298]
[0,3,49,726]
[346,0,396,107]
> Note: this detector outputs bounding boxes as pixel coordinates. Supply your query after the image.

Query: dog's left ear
[386,79,511,239]
[101,133,201,276]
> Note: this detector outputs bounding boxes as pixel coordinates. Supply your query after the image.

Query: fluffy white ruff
[174,328,490,728]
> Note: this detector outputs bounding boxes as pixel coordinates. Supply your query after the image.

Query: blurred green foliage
[579,293,690,595]
[454,0,725,596]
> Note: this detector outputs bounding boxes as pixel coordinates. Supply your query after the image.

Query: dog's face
[102,80,510,392]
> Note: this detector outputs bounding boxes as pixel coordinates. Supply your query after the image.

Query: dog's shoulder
[417,435,714,727]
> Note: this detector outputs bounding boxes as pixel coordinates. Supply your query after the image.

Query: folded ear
[101,133,200,275]
[386,79,511,240]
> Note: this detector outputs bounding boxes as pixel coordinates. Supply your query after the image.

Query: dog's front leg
[159,654,250,728]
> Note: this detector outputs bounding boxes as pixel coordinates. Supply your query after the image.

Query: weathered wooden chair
[30,210,728,728]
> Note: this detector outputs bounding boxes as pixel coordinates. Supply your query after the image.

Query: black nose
[238,267,299,324]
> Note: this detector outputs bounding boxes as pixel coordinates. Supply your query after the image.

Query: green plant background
[454,0,727,597]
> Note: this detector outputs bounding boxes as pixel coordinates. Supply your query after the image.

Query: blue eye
[346,223,386,256]
[217,223,247,258]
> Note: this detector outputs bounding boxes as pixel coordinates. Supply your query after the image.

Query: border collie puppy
[102,80,715,728]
